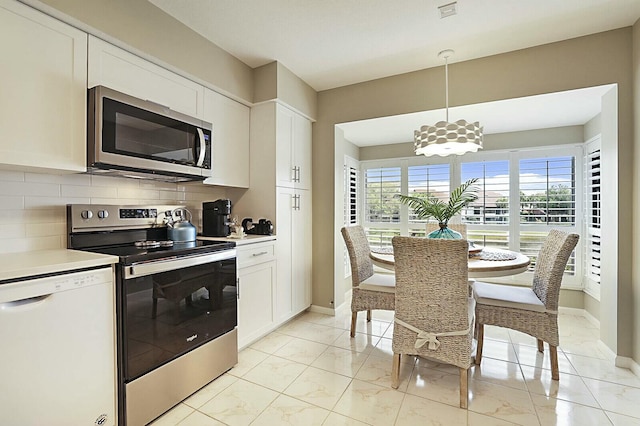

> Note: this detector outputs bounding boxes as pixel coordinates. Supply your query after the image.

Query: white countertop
[0,249,119,282]
[198,235,276,245]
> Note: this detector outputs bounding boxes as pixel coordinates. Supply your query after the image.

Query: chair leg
[366,309,372,322]
[550,345,560,380]
[537,338,544,353]
[391,354,401,389]
[350,311,357,338]
[475,324,484,365]
[459,367,469,409]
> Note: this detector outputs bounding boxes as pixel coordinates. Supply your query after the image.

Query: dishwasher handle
[0,294,50,309]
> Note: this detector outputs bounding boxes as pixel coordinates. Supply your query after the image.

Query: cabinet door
[275,104,296,188]
[275,104,312,190]
[88,36,205,119]
[293,114,312,190]
[276,187,311,321]
[203,89,250,188]
[0,0,87,173]
[292,190,312,312]
[237,261,276,349]
[275,188,294,321]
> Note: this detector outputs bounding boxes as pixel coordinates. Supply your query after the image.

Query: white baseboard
[309,294,350,317]
[308,304,336,316]
[615,355,640,377]
[558,306,600,328]
[558,306,585,315]
[597,339,617,360]
[582,309,600,328]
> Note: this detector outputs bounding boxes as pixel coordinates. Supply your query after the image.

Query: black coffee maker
[202,199,231,237]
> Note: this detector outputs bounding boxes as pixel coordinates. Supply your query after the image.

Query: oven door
[121,250,236,382]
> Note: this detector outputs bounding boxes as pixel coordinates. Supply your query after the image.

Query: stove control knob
[81,210,93,220]
[97,210,109,219]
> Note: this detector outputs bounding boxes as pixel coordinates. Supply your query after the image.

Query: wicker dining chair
[391,236,474,408]
[425,222,467,238]
[341,225,395,338]
[473,229,579,380]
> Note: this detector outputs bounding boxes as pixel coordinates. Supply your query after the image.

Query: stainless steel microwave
[88,86,212,182]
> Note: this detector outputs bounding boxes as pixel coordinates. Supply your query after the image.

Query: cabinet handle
[296,166,301,183]
[292,166,297,182]
[236,278,240,299]
[252,251,269,257]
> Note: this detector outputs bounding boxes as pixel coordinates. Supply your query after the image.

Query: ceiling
[148,1,638,146]
[149,0,640,91]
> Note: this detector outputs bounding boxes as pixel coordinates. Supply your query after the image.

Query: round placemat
[471,250,518,261]
[371,246,393,255]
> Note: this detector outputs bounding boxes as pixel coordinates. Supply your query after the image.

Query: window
[461,160,510,249]
[407,163,450,236]
[361,145,583,286]
[363,165,401,248]
[519,157,575,225]
[518,156,577,273]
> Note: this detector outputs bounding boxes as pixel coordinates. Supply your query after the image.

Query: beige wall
[254,62,318,120]
[28,0,254,103]
[632,18,640,364]
[314,28,635,358]
[359,125,585,161]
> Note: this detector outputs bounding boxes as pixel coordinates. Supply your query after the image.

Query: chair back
[425,222,467,238]
[392,237,469,337]
[532,229,580,311]
[341,225,374,287]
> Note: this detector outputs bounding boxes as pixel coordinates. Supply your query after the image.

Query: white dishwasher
[0,266,116,426]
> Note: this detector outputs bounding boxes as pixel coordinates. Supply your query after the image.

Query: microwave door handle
[196,128,206,167]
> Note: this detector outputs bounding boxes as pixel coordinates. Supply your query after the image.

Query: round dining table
[370,246,531,278]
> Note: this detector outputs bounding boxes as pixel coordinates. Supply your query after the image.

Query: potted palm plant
[396,178,479,239]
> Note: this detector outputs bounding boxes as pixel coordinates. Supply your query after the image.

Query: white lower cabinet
[236,240,277,349]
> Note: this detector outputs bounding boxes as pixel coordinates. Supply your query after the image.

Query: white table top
[197,234,276,245]
[370,247,531,278]
[0,249,119,282]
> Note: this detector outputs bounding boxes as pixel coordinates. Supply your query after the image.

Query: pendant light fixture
[414,49,483,157]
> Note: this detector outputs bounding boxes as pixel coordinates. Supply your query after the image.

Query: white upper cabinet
[275,104,312,190]
[202,88,250,188]
[0,0,87,173]
[88,36,205,119]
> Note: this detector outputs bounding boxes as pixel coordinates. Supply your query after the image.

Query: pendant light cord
[445,55,449,122]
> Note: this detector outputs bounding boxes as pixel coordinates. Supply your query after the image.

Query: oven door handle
[125,249,236,279]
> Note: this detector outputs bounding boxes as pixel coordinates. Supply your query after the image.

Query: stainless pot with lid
[165,208,197,243]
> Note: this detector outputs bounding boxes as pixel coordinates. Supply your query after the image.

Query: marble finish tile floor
[151,310,640,426]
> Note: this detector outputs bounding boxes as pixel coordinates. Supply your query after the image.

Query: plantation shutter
[584,140,601,298]
[363,166,401,248]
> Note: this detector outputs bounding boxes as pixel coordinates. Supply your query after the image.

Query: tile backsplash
[0,170,228,254]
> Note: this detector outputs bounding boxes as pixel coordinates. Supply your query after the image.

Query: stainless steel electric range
[67,204,238,426]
